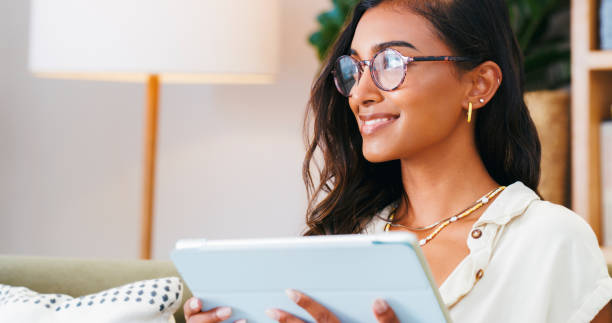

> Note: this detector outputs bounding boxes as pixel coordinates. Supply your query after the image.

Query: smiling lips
[359,113,399,135]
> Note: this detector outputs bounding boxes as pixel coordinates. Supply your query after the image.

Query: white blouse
[364,181,612,323]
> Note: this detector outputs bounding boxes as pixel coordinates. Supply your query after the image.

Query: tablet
[171,232,451,322]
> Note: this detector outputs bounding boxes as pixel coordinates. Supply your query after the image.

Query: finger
[186,306,232,323]
[182,297,232,323]
[265,308,305,323]
[286,289,339,323]
[184,297,202,318]
[372,299,399,323]
[234,320,247,323]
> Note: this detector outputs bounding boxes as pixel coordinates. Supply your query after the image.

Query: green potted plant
[308,0,571,206]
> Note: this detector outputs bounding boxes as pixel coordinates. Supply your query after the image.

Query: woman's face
[348,4,470,163]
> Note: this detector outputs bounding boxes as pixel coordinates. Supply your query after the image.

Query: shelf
[572,0,612,244]
[602,246,612,268]
[587,51,612,70]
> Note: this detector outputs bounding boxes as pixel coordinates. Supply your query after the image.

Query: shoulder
[518,200,599,247]
[523,200,594,235]
[497,196,608,282]
[484,182,607,277]
[499,200,612,322]
[481,181,598,248]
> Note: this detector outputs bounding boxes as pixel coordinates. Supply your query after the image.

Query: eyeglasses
[332,47,475,97]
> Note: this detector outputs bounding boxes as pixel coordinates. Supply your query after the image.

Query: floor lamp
[29,0,280,259]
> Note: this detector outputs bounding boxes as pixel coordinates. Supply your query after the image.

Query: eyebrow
[349,40,419,56]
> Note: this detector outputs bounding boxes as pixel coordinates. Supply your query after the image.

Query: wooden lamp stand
[140,74,159,259]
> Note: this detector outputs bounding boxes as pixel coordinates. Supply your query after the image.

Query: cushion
[0,277,183,323]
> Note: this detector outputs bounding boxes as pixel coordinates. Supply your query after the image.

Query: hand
[183,297,246,323]
[265,289,400,323]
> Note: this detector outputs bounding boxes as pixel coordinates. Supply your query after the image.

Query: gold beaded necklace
[384,186,506,246]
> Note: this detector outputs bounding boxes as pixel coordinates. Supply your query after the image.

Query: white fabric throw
[0,277,183,323]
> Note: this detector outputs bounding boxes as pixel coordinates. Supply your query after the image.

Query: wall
[0,0,330,259]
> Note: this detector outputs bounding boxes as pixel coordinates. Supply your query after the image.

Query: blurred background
[0,0,611,265]
[0,0,332,259]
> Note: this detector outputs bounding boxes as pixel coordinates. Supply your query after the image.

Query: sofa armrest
[0,255,192,323]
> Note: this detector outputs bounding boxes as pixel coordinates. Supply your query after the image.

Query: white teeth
[364,118,393,126]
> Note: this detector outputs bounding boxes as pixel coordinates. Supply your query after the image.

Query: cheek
[362,68,465,161]
[397,65,463,123]
[397,84,461,135]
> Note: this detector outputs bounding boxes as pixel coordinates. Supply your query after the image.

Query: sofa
[0,255,192,323]
[1,255,611,323]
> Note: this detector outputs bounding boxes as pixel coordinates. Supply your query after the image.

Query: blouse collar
[473,181,540,227]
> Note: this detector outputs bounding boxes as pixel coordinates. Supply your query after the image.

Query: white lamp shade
[29,0,280,83]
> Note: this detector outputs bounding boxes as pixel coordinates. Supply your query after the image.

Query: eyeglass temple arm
[411,56,475,62]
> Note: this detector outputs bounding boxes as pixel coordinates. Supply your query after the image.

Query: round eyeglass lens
[372,49,405,91]
[334,56,360,96]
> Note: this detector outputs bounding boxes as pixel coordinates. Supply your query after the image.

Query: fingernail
[235,320,247,323]
[265,309,280,320]
[373,299,389,314]
[285,289,300,303]
[189,298,200,310]
[216,307,232,319]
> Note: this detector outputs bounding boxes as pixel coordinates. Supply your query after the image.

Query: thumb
[373,299,399,323]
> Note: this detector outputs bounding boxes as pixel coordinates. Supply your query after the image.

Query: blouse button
[471,229,483,239]
[476,269,484,280]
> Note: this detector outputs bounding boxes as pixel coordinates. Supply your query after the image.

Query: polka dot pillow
[0,277,183,323]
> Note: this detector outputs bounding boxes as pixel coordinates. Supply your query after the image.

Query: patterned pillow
[0,277,183,323]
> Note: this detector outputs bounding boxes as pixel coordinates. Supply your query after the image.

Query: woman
[185,0,612,322]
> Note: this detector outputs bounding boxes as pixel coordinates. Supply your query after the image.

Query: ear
[461,60,502,111]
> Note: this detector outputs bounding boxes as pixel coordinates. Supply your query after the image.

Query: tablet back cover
[171,233,451,322]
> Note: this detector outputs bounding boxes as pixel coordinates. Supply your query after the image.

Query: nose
[349,64,383,108]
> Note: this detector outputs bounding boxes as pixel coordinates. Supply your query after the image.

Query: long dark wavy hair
[302,0,541,236]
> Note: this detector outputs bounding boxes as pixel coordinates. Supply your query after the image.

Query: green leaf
[524,47,570,74]
[308,0,359,60]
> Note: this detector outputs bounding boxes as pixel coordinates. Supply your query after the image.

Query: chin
[362,146,397,163]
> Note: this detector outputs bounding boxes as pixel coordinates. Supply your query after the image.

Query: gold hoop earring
[467,102,473,123]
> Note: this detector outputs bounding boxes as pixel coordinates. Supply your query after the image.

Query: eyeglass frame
[331,47,477,97]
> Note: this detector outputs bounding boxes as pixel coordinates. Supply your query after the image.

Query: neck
[397,123,499,227]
